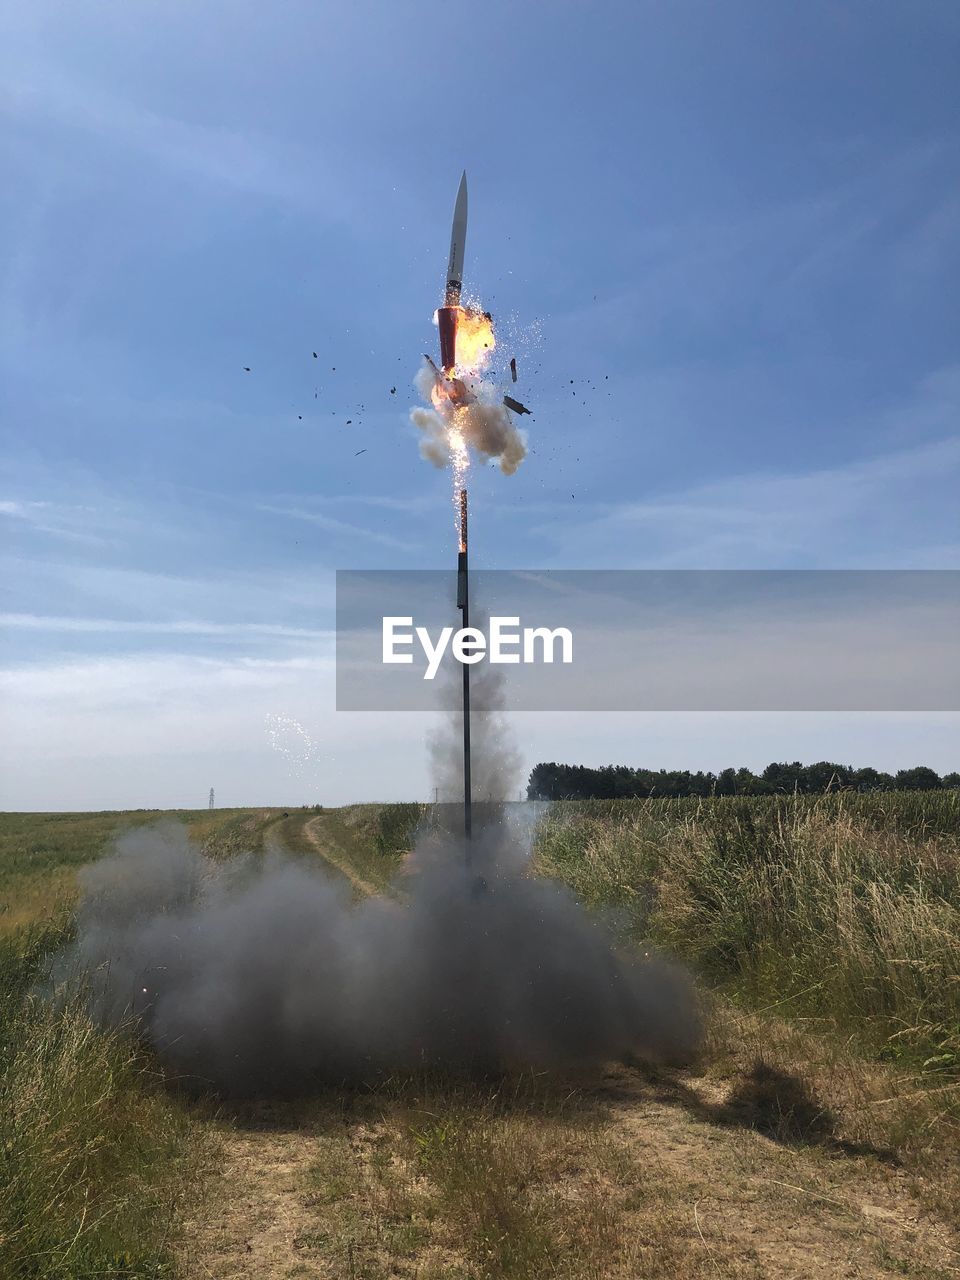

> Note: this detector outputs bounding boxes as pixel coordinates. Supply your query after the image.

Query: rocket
[437,171,468,374]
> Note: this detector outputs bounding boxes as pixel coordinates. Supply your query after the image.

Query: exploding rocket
[424,172,478,410]
[438,170,468,373]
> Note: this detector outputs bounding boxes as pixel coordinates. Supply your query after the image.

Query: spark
[265,713,321,779]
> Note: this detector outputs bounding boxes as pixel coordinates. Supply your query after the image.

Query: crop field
[1,795,959,1279]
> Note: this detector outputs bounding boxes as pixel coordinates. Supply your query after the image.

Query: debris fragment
[510,357,517,383]
[312,351,317,358]
[243,367,251,372]
[390,387,396,394]
[503,395,531,416]
[354,448,367,456]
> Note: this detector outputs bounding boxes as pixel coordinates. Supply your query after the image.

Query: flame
[424,302,496,542]
[453,307,495,372]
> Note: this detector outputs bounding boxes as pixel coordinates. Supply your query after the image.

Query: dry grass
[535,796,960,1067]
[535,795,960,1230]
[190,1054,960,1280]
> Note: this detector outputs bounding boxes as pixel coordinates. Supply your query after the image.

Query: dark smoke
[56,818,700,1094]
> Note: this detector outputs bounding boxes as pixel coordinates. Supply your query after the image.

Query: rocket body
[445,171,468,307]
[438,171,468,373]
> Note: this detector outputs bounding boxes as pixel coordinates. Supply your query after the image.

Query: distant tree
[762,761,804,793]
[799,761,852,793]
[735,767,762,794]
[895,766,942,791]
[716,767,738,796]
[852,767,894,792]
[942,772,960,790]
[525,760,953,801]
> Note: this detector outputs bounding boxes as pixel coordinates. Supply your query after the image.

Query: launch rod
[457,488,473,857]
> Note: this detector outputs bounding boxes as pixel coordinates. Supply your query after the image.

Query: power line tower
[208,787,215,810]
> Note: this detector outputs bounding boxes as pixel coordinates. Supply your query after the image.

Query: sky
[2,0,959,810]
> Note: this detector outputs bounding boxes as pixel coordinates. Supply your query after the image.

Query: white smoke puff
[410,362,528,475]
[459,400,527,475]
[411,405,452,469]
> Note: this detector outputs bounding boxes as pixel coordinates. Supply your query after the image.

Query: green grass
[0,920,213,1279]
[326,803,426,891]
[0,808,287,935]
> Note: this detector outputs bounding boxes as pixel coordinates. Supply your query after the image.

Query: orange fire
[454,307,495,371]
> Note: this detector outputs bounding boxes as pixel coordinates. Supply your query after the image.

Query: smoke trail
[427,611,521,809]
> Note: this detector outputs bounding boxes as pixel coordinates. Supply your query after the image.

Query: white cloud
[0,497,110,544]
[255,503,416,551]
[0,649,436,810]
[1,613,330,639]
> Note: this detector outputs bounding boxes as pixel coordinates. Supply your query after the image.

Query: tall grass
[535,792,960,1069]
[0,810,264,1279]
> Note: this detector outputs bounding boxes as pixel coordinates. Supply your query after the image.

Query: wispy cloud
[3,67,349,214]
[0,498,111,544]
[532,433,960,569]
[1,613,330,639]
[255,503,416,551]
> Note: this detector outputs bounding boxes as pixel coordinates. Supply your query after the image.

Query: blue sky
[2,1,958,808]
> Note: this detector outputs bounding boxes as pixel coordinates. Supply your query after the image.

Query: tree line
[526,760,960,801]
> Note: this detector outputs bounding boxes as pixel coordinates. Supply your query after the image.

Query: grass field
[534,791,960,1068]
[0,807,288,1279]
[2,795,959,1278]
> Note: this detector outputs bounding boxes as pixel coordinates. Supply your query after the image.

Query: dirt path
[301,813,382,898]
[179,1117,321,1279]
[177,814,960,1280]
[591,1061,958,1278]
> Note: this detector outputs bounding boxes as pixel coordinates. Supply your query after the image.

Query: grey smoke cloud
[58,819,701,1094]
[428,616,522,806]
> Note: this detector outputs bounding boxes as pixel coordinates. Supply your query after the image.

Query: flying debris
[503,395,531,416]
[243,366,251,372]
[510,357,518,383]
[354,448,367,456]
